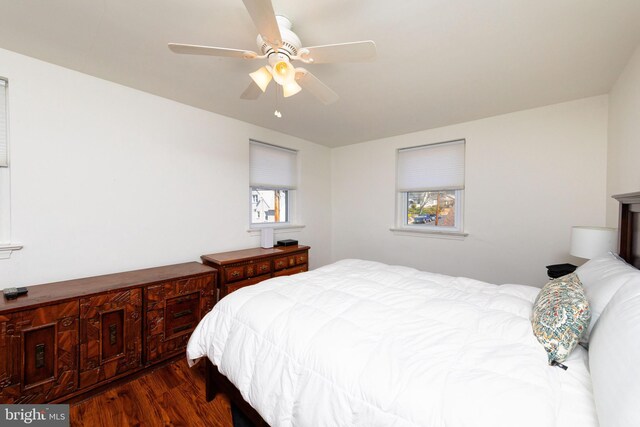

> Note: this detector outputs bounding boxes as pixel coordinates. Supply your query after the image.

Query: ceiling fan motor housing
[256,15,302,60]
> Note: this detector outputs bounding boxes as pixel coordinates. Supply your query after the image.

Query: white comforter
[187,259,598,427]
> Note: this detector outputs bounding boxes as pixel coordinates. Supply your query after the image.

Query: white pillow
[589,280,640,427]
[574,252,640,339]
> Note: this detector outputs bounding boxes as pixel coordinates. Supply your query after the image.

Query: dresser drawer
[222,275,268,298]
[225,259,273,283]
[165,292,200,338]
[144,271,216,365]
[273,265,308,277]
[176,275,212,293]
[147,275,214,302]
[0,301,79,403]
[252,260,272,276]
[225,265,246,283]
[273,256,290,271]
[79,288,142,389]
[294,253,307,265]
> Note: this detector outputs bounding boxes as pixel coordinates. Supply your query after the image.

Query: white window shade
[397,140,465,192]
[250,140,298,189]
[0,79,7,168]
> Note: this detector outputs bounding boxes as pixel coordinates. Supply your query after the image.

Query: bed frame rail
[205,358,268,426]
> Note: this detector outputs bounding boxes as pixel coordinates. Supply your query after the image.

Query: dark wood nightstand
[201,245,310,301]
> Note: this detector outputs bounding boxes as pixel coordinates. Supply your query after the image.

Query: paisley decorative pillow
[532,273,591,365]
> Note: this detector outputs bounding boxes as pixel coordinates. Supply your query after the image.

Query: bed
[186,192,640,427]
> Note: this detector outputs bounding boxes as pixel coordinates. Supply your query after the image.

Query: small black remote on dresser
[3,287,28,300]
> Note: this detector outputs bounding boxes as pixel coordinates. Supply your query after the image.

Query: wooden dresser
[0,262,216,404]
[201,245,310,300]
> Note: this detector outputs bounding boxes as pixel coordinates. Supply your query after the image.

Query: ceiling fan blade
[295,68,339,105]
[301,41,376,64]
[168,43,257,59]
[241,0,282,47]
[240,81,264,100]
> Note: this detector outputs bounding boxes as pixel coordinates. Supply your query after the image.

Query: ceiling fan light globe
[249,66,272,92]
[272,60,295,85]
[282,81,302,98]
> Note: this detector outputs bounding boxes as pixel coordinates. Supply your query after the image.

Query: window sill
[389,228,468,240]
[247,224,305,235]
[0,244,23,260]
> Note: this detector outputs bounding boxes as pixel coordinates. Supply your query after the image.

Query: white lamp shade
[249,66,273,92]
[282,81,302,98]
[570,226,617,259]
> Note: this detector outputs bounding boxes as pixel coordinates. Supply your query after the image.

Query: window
[250,140,297,226]
[0,78,6,169]
[252,189,288,223]
[0,77,20,257]
[396,140,465,234]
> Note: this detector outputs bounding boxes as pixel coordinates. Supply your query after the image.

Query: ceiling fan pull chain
[274,84,282,118]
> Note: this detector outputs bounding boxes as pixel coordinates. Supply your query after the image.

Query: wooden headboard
[613,191,640,268]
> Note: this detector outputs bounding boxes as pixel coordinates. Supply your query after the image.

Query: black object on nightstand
[546,263,577,279]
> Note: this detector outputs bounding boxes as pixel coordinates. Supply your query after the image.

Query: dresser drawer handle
[35,343,46,369]
[231,271,240,278]
[259,265,268,271]
[174,295,195,304]
[173,324,193,334]
[173,309,193,319]
[109,324,118,346]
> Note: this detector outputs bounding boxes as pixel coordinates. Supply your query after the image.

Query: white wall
[331,96,608,286]
[0,46,617,289]
[0,48,332,287]
[607,44,640,225]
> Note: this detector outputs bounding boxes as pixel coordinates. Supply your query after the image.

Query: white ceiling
[1,0,639,147]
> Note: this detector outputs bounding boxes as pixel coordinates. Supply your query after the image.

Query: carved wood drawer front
[273,256,289,271]
[176,276,210,294]
[144,272,216,365]
[295,254,307,265]
[273,265,308,277]
[225,265,246,283]
[0,300,79,404]
[164,292,200,339]
[79,288,142,389]
[255,261,272,276]
[223,276,265,297]
[146,284,164,301]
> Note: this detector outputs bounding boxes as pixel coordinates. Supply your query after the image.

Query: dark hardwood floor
[70,359,233,427]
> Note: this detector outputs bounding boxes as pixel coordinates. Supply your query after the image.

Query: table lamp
[570,226,617,259]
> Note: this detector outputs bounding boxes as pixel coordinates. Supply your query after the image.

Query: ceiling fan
[168,0,376,105]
